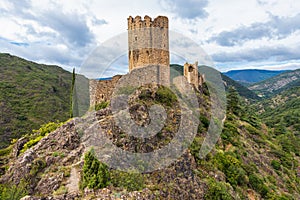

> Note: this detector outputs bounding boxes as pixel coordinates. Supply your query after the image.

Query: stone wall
[183,61,205,90]
[89,75,122,106]
[184,61,199,87]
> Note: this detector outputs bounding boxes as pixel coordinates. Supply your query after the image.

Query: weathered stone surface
[89,75,122,106]
[184,61,205,90]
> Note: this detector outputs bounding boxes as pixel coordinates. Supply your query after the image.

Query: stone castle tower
[89,15,205,106]
[127,15,170,85]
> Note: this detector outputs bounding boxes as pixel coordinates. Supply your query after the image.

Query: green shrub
[241,115,261,129]
[0,146,12,157]
[198,115,210,133]
[0,181,28,200]
[221,121,239,146]
[80,150,110,190]
[21,136,43,153]
[189,136,203,162]
[278,133,300,156]
[249,174,269,197]
[33,121,63,136]
[271,149,295,169]
[53,185,68,196]
[227,86,241,116]
[204,179,233,200]
[273,124,287,135]
[20,121,62,153]
[80,150,145,192]
[244,124,261,136]
[275,194,294,200]
[94,101,109,111]
[30,158,46,176]
[52,151,65,158]
[155,86,177,107]
[271,160,281,170]
[200,115,210,128]
[110,170,145,191]
[139,89,153,100]
[213,152,248,187]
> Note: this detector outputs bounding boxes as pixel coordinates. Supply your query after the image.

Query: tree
[70,68,78,117]
[81,150,110,189]
[227,86,241,116]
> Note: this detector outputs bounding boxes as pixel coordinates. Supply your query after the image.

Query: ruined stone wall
[89,75,122,106]
[184,61,199,87]
[183,61,205,89]
[199,74,205,86]
[128,15,170,85]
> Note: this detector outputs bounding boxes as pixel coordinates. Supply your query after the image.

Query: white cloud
[209,13,300,46]
[160,0,209,19]
[0,0,299,74]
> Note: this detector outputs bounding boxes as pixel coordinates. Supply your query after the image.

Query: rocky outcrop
[0,84,206,199]
[0,119,84,196]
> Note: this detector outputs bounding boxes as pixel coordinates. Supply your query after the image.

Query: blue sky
[1,0,300,74]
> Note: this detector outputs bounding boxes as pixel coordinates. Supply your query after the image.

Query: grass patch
[20,121,62,153]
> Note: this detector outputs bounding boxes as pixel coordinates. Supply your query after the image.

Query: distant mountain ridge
[224,69,288,84]
[249,68,300,97]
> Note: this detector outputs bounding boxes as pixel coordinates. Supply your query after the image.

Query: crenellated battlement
[128,15,169,84]
[127,15,168,30]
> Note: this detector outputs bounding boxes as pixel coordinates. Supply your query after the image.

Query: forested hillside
[0,53,73,148]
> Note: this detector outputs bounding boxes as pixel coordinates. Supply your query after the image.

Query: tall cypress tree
[70,68,76,118]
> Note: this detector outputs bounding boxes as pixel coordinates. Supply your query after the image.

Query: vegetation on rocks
[80,150,110,190]
[20,121,63,153]
[94,101,110,111]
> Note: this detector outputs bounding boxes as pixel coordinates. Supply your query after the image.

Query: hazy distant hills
[0,53,74,148]
[249,69,300,97]
[224,69,288,85]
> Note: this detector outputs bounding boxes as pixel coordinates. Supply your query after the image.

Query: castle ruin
[128,15,170,85]
[89,15,205,106]
[184,61,205,87]
[89,75,121,106]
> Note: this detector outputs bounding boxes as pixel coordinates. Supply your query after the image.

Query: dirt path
[67,166,80,193]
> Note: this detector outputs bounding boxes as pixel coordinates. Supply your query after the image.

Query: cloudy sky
[1,0,300,74]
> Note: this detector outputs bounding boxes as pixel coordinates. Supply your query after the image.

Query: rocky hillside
[0,53,75,148]
[249,69,300,97]
[0,83,299,199]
